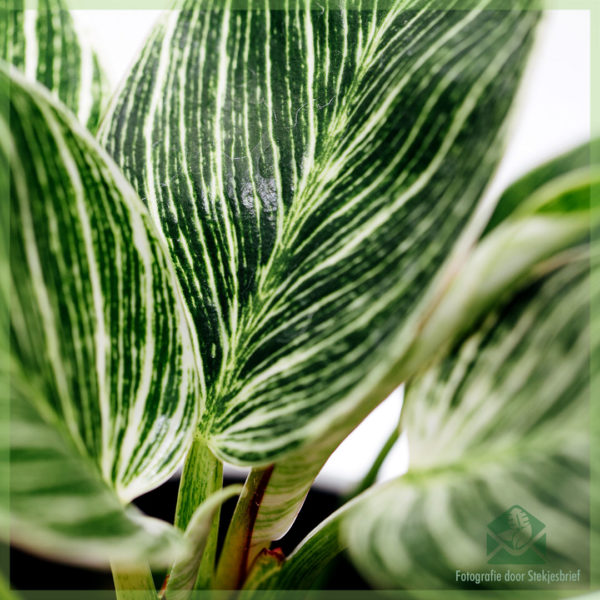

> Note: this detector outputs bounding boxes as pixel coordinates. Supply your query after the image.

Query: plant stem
[174,433,223,589]
[345,424,400,502]
[0,572,20,600]
[310,426,400,590]
[167,485,243,598]
[110,561,157,600]
[175,433,222,529]
[242,548,284,591]
[214,465,274,589]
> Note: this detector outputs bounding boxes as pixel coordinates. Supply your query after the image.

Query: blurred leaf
[483,139,600,235]
[342,252,594,589]
[400,139,600,375]
[5,375,183,568]
[1,0,109,131]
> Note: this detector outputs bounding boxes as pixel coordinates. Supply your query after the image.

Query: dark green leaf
[100,0,541,467]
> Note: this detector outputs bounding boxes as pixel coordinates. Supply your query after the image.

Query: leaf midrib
[205,2,530,421]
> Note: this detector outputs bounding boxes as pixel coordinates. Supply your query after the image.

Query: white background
[72,9,591,491]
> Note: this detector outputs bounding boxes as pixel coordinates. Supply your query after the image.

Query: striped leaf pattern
[100,0,540,466]
[2,66,201,563]
[399,139,600,376]
[0,0,108,131]
[4,374,184,568]
[341,253,594,589]
[268,142,599,591]
[229,137,599,572]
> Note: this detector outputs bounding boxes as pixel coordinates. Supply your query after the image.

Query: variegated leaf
[1,0,108,131]
[216,136,599,583]
[4,374,184,568]
[483,138,600,235]
[100,0,541,469]
[1,66,201,564]
[399,138,600,375]
[269,144,599,590]
[340,252,594,589]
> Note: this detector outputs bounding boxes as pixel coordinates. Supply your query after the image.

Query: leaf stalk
[174,433,223,589]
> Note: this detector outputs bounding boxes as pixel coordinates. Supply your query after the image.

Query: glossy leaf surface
[101,1,540,466]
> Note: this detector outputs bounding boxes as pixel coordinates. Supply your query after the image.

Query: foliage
[0,0,597,596]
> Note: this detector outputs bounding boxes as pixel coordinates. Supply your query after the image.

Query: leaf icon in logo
[500,507,534,551]
[487,506,546,564]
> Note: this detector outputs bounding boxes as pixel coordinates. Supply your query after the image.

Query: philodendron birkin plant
[1,0,599,596]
